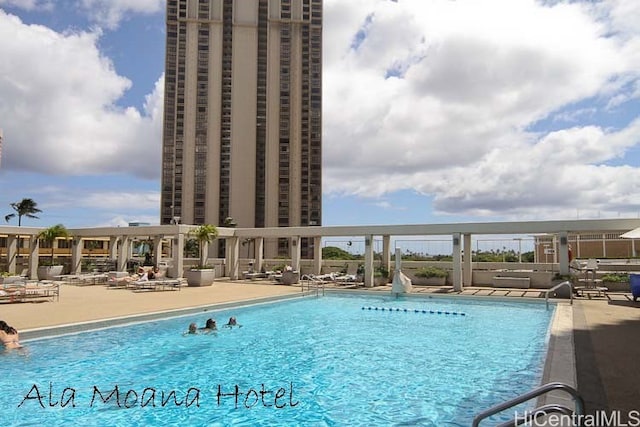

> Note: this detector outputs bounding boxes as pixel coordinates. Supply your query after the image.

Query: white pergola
[2,218,640,288]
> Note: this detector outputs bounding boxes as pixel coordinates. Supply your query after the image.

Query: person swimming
[223,316,242,328]
[183,322,198,335]
[0,320,23,349]
[200,318,217,334]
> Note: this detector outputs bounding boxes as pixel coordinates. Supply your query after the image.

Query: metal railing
[301,275,325,297]
[472,382,585,427]
[545,280,573,309]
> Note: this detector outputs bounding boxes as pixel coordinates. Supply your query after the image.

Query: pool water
[3,295,554,426]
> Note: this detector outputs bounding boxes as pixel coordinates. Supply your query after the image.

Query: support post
[29,236,39,280]
[313,236,322,275]
[382,235,391,273]
[364,234,374,287]
[117,236,130,272]
[71,238,83,274]
[291,236,301,272]
[154,236,164,266]
[109,236,118,260]
[172,233,185,278]
[7,234,17,275]
[559,232,569,276]
[463,233,472,287]
[226,236,240,280]
[255,237,264,272]
[452,233,462,292]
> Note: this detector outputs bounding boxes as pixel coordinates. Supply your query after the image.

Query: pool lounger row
[129,279,184,292]
[0,282,60,303]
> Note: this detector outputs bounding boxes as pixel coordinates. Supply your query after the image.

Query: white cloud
[76,0,164,29]
[0,10,164,179]
[323,0,640,218]
[0,0,53,11]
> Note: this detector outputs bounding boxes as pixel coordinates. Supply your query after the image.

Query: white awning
[620,227,640,239]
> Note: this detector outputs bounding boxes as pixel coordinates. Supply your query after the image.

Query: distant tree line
[322,246,534,263]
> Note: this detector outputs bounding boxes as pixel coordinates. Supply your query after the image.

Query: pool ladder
[300,276,325,297]
[472,382,585,427]
[545,280,573,310]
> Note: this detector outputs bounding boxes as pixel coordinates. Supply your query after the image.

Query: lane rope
[361,306,466,316]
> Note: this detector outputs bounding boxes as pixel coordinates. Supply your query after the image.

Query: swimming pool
[4,294,554,426]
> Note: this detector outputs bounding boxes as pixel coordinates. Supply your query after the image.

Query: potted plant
[184,224,218,287]
[601,273,629,292]
[412,266,448,286]
[37,224,70,280]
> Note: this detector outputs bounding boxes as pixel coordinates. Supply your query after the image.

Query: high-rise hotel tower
[161,0,322,255]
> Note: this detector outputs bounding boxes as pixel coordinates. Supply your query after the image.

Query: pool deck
[3,280,639,419]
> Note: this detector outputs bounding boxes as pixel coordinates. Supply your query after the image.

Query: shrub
[601,273,629,283]
[415,266,448,278]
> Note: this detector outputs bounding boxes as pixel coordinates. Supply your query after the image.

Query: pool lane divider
[361,306,466,316]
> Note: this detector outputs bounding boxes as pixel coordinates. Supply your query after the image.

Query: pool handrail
[301,275,325,296]
[472,381,584,427]
[545,280,573,309]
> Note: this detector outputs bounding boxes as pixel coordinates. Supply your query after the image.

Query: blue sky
[1,0,640,230]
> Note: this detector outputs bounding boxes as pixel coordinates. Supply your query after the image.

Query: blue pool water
[3,295,554,426]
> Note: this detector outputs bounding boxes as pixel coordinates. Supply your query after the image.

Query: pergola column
[117,235,130,272]
[382,235,391,272]
[452,233,462,291]
[6,234,17,274]
[255,237,264,272]
[313,236,322,275]
[109,237,118,260]
[154,236,164,266]
[171,233,184,278]
[364,234,374,287]
[463,233,472,287]
[71,238,83,274]
[226,236,240,280]
[558,231,569,275]
[291,236,301,272]
[28,236,39,280]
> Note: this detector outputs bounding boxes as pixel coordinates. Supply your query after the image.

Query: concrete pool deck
[3,280,639,419]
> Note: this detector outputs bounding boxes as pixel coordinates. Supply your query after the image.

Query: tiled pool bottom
[5,294,556,426]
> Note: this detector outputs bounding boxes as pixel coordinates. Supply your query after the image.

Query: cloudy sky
[1,0,639,229]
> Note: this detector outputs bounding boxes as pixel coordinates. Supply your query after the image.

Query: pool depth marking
[361,306,467,316]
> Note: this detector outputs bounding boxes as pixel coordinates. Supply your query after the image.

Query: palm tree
[189,224,218,267]
[38,224,70,266]
[5,198,42,226]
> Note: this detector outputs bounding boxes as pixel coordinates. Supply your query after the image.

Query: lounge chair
[334,264,361,285]
[301,273,335,286]
[575,258,607,297]
[0,281,59,303]
[129,278,183,292]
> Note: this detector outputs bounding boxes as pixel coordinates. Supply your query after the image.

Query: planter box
[185,269,216,287]
[280,271,300,285]
[602,281,629,292]
[37,265,64,280]
[492,276,530,289]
